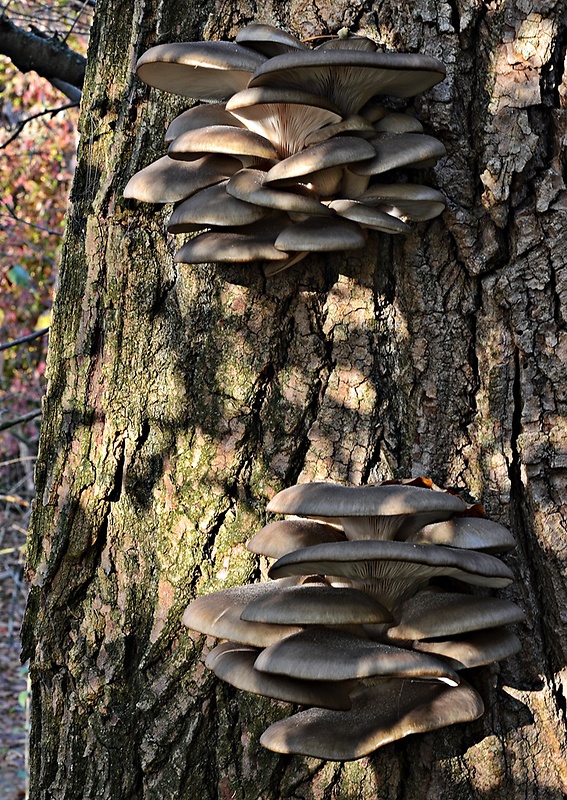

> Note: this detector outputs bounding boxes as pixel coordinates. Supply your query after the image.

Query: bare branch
[0,12,86,89]
[0,101,78,147]
[0,409,42,432]
[0,328,49,353]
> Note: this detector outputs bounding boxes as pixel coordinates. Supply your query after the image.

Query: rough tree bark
[23,0,567,797]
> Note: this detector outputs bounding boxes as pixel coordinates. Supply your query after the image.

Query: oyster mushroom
[260,678,484,760]
[266,481,467,540]
[206,642,353,709]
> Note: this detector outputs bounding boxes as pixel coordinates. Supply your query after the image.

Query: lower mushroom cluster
[183,478,523,760]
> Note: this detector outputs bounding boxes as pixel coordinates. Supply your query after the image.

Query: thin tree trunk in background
[23,0,567,797]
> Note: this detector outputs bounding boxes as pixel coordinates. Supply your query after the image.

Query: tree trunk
[23,0,567,797]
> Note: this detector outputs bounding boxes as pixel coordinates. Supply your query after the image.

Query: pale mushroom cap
[274,217,367,253]
[260,678,484,760]
[254,628,459,684]
[267,482,467,518]
[182,580,303,646]
[385,591,525,641]
[227,101,343,158]
[205,642,353,709]
[226,169,333,216]
[123,154,242,204]
[165,104,245,142]
[405,516,517,552]
[136,41,265,100]
[265,136,376,184]
[414,628,522,670]
[168,125,279,161]
[249,50,446,115]
[372,112,424,133]
[240,584,393,626]
[167,181,268,232]
[247,518,346,559]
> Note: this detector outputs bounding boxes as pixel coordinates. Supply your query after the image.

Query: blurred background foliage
[0,3,92,797]
[1,0,92,462]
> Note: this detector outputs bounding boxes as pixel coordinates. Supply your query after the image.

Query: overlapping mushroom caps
[182,477,524,760]
[125,24,447,273]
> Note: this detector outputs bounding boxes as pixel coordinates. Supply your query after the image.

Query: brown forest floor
[0,455,32,800]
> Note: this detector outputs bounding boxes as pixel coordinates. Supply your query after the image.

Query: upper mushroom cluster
[125,24,447,274]
[183,477,524,760]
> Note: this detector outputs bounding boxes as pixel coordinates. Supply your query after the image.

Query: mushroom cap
[247,517,347,559]
[174,226,289,264]
[328,199,410,234]
[274,217,367,253]
[168,125,279,162]
[205,642,353,709]
[385,591,525,641]
[240,584,393,626]
[248,50,446,115]
[226,85,340,114]
[235,24,307,57]
[372,112,424,133]
[265,136,376,184]
[267,482,467,518]
[226,169,333,216]
[136,41,266,100]
[254,628,459,684]
[304,115,375,145]
[260,678,484,759]
[268,540,515,610]
[405,516,516,553]
[181,580,303,647]
[351,133,447,175]
[123,154,242,204]
[167,181,268,232]
[315,36,378,52]
[359,184,446,221]
[165,104,245,143]
[225,91,343,157]
[413,628,522,670]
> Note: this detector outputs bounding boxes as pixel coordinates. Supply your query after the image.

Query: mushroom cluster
[125,25,447,274]
[183,478,524,760]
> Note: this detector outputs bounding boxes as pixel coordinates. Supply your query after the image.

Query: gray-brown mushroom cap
[351,133,447,175]
[167,181,268,232]
[240,584,393,626]
[267,482,466,518]
[405,516,516,552]
[123,155,242,204]
[385,591,525,641]
[247,518,347,559]
[359,183,446,221]
[274,217,367,253]
[328,199,410,234]
[265,136,376,184]
[235,24,307,57]
[254,628,459,684]
[205,642,353,709]
[413,628,522,669]
[174,228,290,264]
[226,169,333,216]
[136,41,266,100]
[164,105,245,143]
[168,125,279,162]
[182,580,303,646]
[266,481,466,540]
[259,678,484,760]
[248,50,446,115]
[268,540,515,612]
